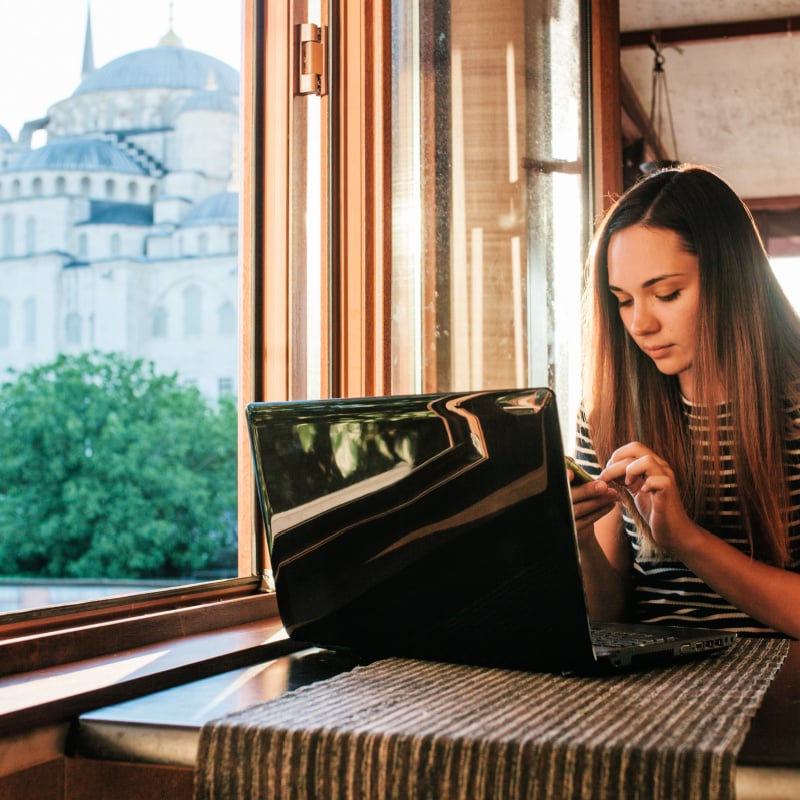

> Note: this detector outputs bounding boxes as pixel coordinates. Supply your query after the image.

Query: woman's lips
[644,344,673,359]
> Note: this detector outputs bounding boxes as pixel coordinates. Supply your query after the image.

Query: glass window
[390,1,588,432]
[0,2,243,613]
[771,257,800,312]
[0,0,589,617]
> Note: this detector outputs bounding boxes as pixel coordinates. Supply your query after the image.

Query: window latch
[298,23,328,96]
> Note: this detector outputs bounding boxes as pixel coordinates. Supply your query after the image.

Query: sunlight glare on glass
[771,258,800,314]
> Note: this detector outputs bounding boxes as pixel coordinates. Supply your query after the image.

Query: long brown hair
[583,165,800,565]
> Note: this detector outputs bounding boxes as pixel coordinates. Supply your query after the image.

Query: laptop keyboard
[591,624,681,650]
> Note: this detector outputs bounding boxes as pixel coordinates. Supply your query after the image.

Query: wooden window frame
[0,0,623,733]
[0,0,273,681]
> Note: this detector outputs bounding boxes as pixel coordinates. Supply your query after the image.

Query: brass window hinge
[298,23,328,96]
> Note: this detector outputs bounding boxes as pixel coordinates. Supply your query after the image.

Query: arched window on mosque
[80,177,91,197]
[0,299,10,348]
[182,285,202,337]
[32,177,43,197]
[23,298,36,346]
[25,217,36,254]
[65,312,82,345]
[218,301,235,336]
[55,176,67,194]
[104,179,115,199]
[2,213,14,256]
[152,306,168,338]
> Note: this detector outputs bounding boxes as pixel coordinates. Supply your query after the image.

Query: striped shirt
[575,397,800,635]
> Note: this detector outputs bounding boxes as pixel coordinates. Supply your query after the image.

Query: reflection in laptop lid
[247,388,598,674]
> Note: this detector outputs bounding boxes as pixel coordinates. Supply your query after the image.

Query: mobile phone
[565,456,594,485]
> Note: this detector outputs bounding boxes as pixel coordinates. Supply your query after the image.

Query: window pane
[390,0,589,436]
[0,2,242,612]
[771,257,800,313]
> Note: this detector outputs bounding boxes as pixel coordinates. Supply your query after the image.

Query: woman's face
[607,224,702,400]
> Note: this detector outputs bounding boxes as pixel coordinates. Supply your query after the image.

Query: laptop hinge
[297,23,328,97]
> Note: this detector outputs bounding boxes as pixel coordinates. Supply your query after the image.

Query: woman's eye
[658,290,681,302]
[614,297,632,308]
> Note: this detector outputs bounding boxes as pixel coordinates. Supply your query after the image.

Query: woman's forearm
[674,523,800,639]
[578,531,631,622]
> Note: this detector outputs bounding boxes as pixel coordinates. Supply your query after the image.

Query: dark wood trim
[591,0,623,214]
[744,196,800,213]
[0,576,262,639]
[0,590,276,679]
[65,757,193,800]
[0,757,64,800]
[0,613,299,737]
[621,17,800,49]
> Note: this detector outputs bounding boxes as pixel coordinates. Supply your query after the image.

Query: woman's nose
[628,303,658,335]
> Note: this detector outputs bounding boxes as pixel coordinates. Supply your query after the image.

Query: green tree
[0,352,237,579]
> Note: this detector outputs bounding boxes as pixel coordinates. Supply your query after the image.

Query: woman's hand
[567,468,629,621]
[568,470,620,545]
[599,441,700,557]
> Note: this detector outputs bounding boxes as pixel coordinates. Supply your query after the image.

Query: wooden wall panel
[65,758,192,800]
[0,757,64,800]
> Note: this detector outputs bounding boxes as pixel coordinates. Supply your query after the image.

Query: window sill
[0,576,273,677]
[0,589,304,738]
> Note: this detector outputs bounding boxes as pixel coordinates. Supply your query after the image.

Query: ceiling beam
[621,16,800,48]
[745,196,800,213]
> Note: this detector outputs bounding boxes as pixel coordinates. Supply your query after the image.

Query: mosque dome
[181,191,238,227]
[6,138,147,174]
[73,45,239,97]
[0,125,11,143]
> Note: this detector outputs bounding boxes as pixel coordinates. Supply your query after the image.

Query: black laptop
[245,388,735,674]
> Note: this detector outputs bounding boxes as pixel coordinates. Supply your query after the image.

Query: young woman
[571,165,800,638]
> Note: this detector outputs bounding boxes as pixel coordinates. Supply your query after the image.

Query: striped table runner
[195,638,788,800]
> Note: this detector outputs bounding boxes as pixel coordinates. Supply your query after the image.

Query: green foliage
[0,352,237,579]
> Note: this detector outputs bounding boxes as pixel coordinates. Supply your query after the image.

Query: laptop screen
[246,388,597,673]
